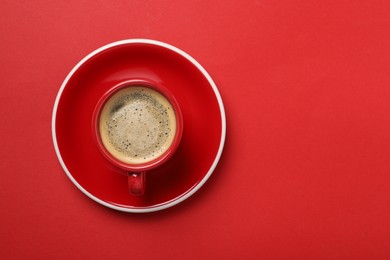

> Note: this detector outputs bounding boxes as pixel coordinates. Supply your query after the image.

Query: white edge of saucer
[52,39,226,213]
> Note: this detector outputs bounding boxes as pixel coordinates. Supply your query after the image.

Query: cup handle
[128,172,146,196]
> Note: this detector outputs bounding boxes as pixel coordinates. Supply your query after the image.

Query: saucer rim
[52,39,226,213]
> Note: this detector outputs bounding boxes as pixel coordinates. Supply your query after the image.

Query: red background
[1,1,390,259]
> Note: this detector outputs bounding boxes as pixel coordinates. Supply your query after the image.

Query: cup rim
[92,79,183,172]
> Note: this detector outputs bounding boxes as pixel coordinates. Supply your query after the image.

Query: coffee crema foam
[99,86,177,164]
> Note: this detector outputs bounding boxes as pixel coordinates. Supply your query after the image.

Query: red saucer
[52,39,226,212]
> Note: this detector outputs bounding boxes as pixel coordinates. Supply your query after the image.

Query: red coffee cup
[92,79,183,196]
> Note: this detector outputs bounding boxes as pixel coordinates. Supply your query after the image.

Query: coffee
[99,86,177,164]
